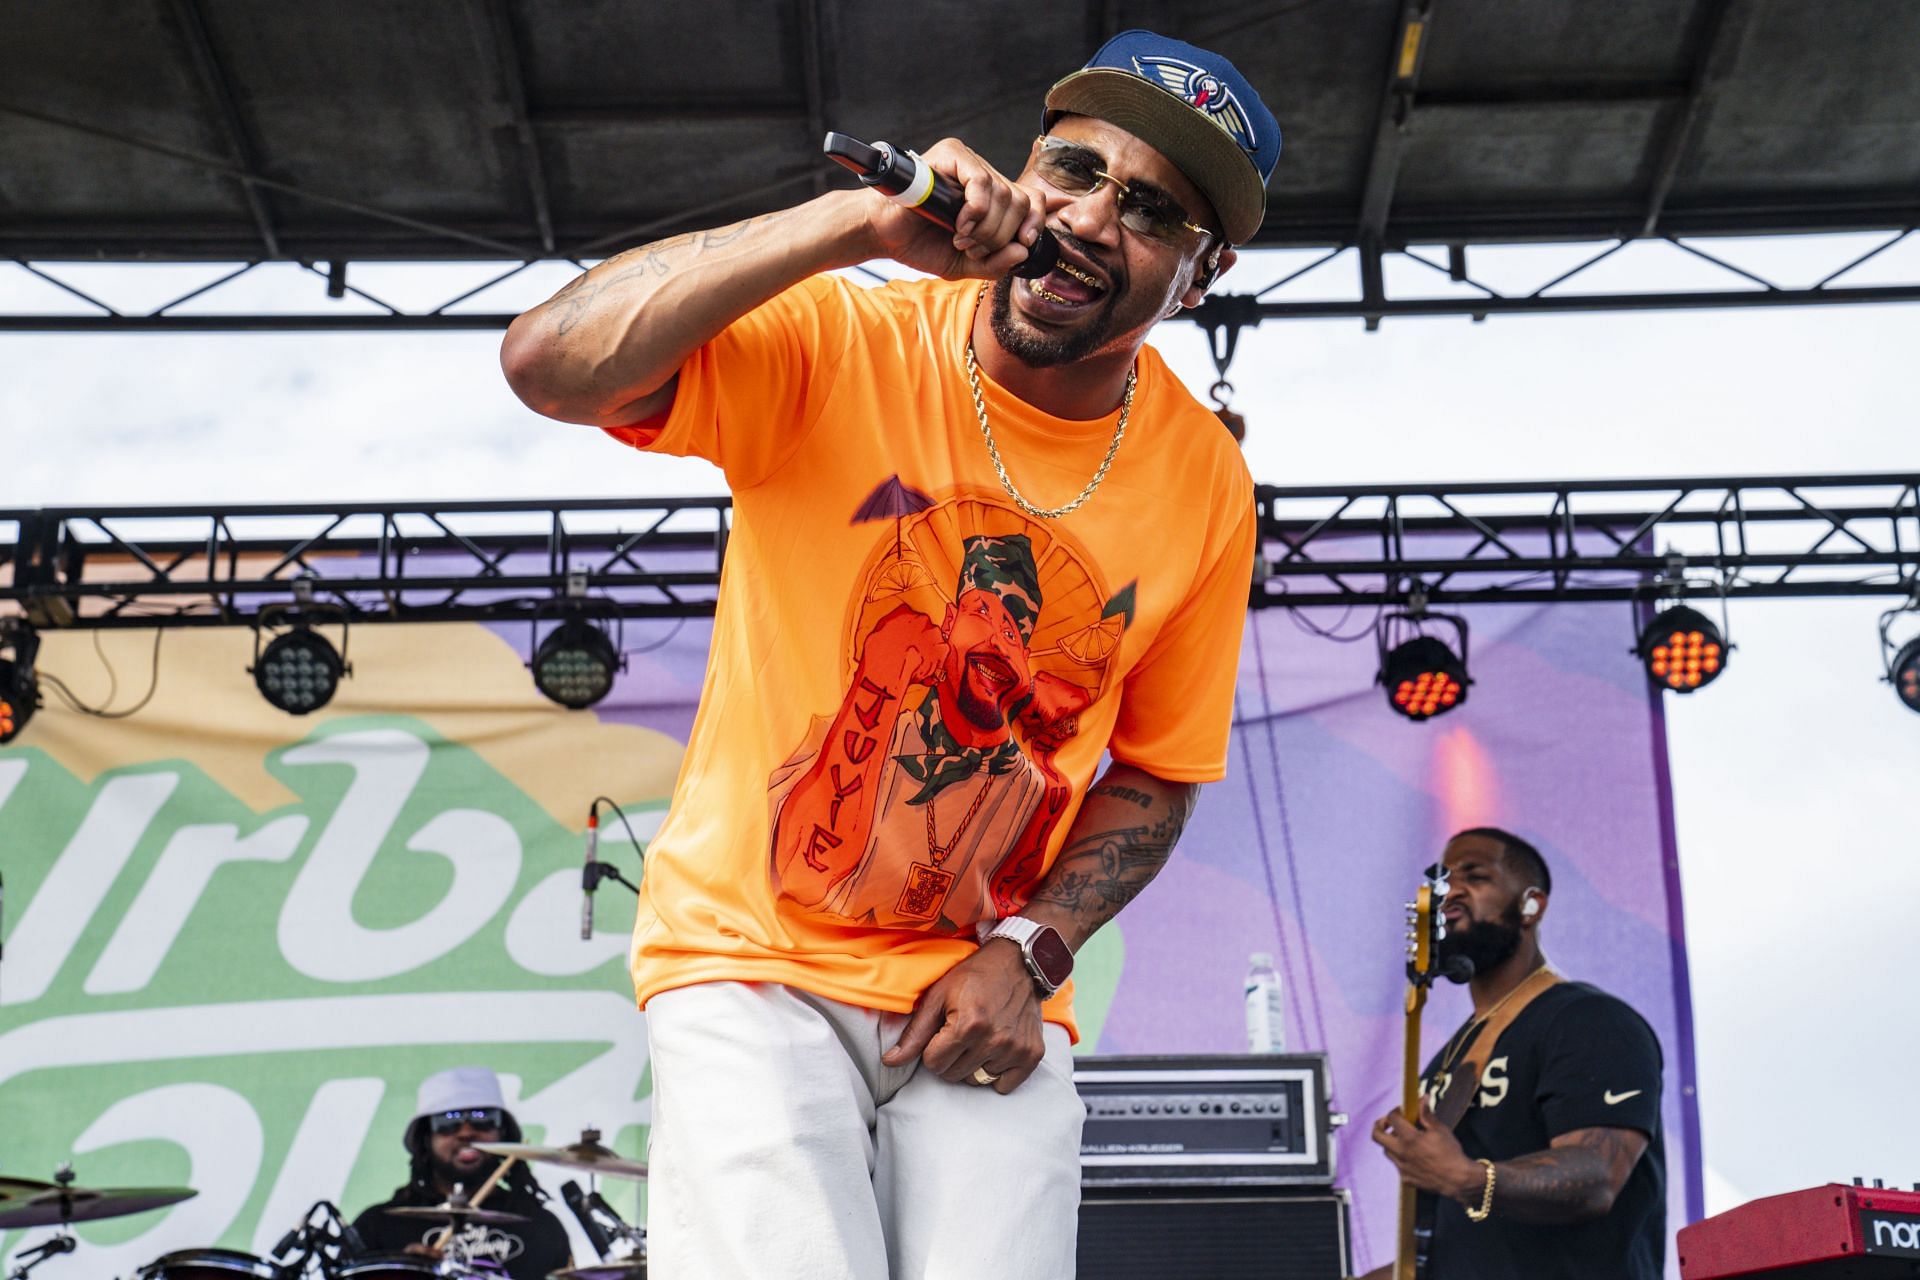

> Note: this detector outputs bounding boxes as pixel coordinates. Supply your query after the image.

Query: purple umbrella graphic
[853,476,936,559]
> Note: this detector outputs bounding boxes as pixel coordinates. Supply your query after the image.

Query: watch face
[1030,927,1074,988]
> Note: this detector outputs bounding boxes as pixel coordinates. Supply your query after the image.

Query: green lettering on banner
[0,714,1126,1274]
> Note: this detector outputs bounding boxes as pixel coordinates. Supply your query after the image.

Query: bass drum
[136,1250,278,1279]
[337,1256,466,1278]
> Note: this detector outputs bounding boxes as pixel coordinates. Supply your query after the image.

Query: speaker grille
[1077,1190,1349,1280]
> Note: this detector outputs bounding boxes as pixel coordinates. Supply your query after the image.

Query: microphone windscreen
[1441,954,1477,984]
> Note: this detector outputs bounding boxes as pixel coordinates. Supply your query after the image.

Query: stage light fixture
[532,619,622,709]
[0,625,40,744]
[1891,638,1920,714]
[252,626,347,715]
[0,657,38,744]
[1377,611,1472,722]
[1636,604,1726,693]
[1880,596,1920,716]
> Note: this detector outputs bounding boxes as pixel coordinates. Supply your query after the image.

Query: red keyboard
[1679,1183,1920,1278]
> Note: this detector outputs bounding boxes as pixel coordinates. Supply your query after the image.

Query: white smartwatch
[980,915,1075,999]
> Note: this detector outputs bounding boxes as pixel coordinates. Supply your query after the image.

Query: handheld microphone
[823,132,1059,279]
[581,806,600,941]
[561,1180,614,1259]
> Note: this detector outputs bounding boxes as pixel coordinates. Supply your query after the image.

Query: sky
[5,237,1919,1218]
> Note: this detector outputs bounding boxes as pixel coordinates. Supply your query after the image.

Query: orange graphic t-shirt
[603,275,1255,1038]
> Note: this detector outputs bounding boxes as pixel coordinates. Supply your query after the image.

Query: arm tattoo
[1088,783,1153,808]
[548,213,782,335]
[1488,1127,1646,1224]
[1030,784,1196,929]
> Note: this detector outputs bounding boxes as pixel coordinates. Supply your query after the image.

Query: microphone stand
[5,1234,75,1280]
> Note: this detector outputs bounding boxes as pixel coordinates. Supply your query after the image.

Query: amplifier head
[1075,1053,1335,1187]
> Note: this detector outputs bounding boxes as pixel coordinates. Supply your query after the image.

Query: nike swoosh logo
[1603,1089,1642,1105]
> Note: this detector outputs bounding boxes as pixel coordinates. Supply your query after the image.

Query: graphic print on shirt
[769,484,1132,934]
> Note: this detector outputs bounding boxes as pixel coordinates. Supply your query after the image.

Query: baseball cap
[1044,30,1281,245]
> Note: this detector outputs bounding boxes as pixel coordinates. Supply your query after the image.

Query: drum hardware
[550,1264,646,1279]
[559,1179,646,1270]
[262,1198,368,1278]
[472,1130,647,1182]
[4,1232,76,1280]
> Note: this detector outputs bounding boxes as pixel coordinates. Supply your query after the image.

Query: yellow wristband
[1465,1158,1496,1222]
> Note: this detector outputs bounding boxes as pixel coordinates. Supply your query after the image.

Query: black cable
[37,629,164,719]
[589,795,647,894]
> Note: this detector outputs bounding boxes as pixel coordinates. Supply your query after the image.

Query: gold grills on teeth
[1030,280,1068,303]
[1058,262,1104,290]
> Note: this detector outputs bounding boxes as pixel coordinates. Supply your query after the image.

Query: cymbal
[472,1131,647,1181]
[385,1202,530,1226]
[0,1176,58,1201]
[550,1265,646,1279]
[0,1183,197,1230]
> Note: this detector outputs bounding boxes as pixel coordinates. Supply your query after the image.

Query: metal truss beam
[474,0,557,254]
[1355,0,1434,330]
[1641,0,1750,237]
[3,477,1914,627]
[166,0,280,259]
[798,0,834,198]
[1253,473,1919,608]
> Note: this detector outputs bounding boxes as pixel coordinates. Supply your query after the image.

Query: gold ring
[970,1066,1000,1086]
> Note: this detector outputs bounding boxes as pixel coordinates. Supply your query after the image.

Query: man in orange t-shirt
[503,29,1280,1279]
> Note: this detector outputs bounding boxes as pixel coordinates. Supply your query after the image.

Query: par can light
[1637,604,1726,693]
[1891,636,1920,715]
[253,627,346,715]
[532,619,621,709]
[0,657,37,744]
[1380,635,1472,721]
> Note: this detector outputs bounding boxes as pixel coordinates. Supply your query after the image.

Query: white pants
[644,981,1084,1279]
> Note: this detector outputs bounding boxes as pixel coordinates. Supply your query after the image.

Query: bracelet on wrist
[1465,1158,1496,1222]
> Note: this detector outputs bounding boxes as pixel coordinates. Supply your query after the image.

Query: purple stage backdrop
[510,582,1701,1274]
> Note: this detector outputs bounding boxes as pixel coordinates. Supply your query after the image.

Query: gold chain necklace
[1433,961,1555,1082]
[924,774,996,866]
[964,337,1134,522]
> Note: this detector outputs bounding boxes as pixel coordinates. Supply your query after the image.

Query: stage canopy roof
[6,0,1920,266]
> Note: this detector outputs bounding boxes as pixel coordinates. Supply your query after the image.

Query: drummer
[352,1066,572,1279]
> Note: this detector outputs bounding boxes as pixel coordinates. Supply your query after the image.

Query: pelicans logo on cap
[1133,54,1258,152]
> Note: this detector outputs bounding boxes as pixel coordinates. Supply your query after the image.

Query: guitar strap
[1429,966,1563,1131]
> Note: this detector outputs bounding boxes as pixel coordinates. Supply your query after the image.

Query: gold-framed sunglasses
[1031,135,1215,246]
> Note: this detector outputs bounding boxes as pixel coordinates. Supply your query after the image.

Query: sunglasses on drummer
[1030,136,1216,246]
[428,1107,505,1134]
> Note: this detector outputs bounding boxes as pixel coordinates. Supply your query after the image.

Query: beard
[1435,905,1523,981]
[988,275,1119,369]
[954,666,1009,730]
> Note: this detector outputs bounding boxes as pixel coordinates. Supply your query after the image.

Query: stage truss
[7,229,1920,335]
[3,474,1915,629]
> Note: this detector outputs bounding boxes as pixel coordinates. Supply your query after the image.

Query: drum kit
[0,1131,646,1280]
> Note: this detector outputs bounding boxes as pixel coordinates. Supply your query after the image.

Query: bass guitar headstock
[1404,862,1451,989]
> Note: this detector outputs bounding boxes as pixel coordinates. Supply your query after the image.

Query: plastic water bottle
[1244,951,1285,1053]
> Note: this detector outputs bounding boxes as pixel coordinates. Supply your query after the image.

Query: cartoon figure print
[769,486,1129,934]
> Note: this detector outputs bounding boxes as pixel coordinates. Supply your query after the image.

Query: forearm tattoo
[1488,1128,1644,1224]
[1030,783,1197,932]
[547,212,784,335]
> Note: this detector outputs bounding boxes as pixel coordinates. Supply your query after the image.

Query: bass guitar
[1394,863,1451,1280]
